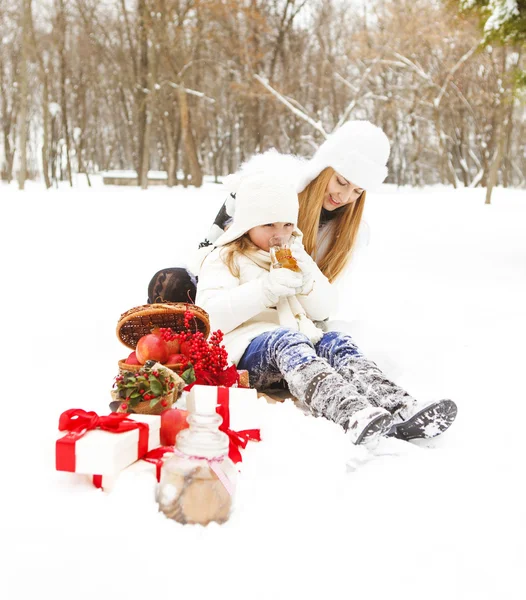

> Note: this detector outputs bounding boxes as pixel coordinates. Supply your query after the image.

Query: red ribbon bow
[216,387,261,463]
[142,446,175,481]
[56,408,150,473]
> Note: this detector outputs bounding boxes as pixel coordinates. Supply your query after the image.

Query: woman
[147,119,388,302]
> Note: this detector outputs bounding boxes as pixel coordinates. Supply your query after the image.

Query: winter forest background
[1,0,525,200]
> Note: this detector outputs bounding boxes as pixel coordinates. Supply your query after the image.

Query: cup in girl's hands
[269,235,301,272]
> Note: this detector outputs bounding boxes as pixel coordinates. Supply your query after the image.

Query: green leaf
[126,388,133,399]
[181,364,196,385]
[149,397,161,408]
[130,397,140,407]
[130,391,141,399]
[149,378,162,396]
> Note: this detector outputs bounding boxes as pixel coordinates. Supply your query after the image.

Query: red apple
[125,351,141,365]
[165,338,181,354]
[180,340,192,357]
[160,408,189,445]
[165,353,186,365]
[136,334,169,364]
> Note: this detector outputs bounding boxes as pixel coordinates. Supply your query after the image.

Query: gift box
[91,446,174,492]
[56,409,160,476]
[187,385,260,463]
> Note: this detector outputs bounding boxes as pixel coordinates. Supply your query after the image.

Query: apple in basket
[136,334,169,364]
[165,338,180,355]
[160,408,189,446]
[166,353,186,365]
[125,351,141,365]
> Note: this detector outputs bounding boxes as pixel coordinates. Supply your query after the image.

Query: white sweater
[196,249,336,365]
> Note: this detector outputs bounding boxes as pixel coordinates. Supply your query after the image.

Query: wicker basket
[118,359,187,375]
[112,389,176,416]
[117,302,210,350]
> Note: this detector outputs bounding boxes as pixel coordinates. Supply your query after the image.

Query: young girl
[148,119,386,302]
[195,172,457,445]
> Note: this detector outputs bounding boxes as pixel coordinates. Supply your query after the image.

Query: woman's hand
[262,268,303,307]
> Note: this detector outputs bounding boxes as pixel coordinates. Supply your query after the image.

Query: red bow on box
[142,446,175,481]
[216,387,261,463]
[56,409,149,472]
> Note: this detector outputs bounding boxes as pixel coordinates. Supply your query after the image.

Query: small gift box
[91,446,175,492]
[187,385,260,464]
[56,409,160,476]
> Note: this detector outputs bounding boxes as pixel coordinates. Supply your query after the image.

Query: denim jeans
[237,328,363,389]
[238,327,412,420]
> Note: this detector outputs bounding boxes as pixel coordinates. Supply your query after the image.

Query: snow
[484,0,519,35]
[1,177,526,599]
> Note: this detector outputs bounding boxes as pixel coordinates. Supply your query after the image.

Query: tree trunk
[485,131,505,205]
[485,48,509,205]
[41,75,52,189]
[163,109,176,187]
[137,0,149,188]
[178,86,203,187]
[17,0,31,190]
[57,0,72,186]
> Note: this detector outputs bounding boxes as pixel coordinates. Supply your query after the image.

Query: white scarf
[248,250,324,345]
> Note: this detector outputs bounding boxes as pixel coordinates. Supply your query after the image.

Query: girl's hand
[262,268,303,307]
[291,238,316,295]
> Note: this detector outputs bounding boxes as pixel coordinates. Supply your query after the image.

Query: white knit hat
[213,171,299,247]
[296,120,390,193]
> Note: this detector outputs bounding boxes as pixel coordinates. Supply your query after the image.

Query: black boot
[387,400,458,441]
[285,360,394,445]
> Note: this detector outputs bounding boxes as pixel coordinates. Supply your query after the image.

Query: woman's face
[247,222,295,252]
[323,172,364,211]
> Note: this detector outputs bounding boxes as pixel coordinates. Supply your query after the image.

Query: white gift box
[185,385,259,432]
[91,452,173,492]
[56,413,160,476]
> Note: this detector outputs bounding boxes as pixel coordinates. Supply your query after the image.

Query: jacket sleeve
[195,250,268,335]
[296,262,337,322]
[197,195,234,249]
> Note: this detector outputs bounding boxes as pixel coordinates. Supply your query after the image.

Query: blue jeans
[238,327,411,424]
[237,328,363,389]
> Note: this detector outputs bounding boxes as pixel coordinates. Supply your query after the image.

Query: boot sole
[388,399,457,441]
[354,413,394,445]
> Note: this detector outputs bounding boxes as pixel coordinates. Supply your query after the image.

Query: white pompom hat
[296,120,390,193]
[213,171,300,247]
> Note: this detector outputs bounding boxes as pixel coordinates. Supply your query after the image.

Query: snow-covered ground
[1,177,525,600]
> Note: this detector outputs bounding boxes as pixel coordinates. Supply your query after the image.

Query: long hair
[219,235,260,278]
[298,167,366,282]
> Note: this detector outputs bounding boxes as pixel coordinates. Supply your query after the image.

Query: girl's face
[247,222,295,252]
[323,171,364,211]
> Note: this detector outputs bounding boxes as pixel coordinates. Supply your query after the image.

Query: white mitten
[290,238,316,295]
[262,268,303,307]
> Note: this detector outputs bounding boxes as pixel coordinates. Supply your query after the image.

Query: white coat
[195,248,337,365]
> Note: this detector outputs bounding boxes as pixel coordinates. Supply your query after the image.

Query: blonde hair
[298,167,365,282]
[219,235,259,278]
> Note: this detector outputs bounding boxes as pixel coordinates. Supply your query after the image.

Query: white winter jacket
[196,249,337,365]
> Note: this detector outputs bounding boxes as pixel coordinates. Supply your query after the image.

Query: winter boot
[285,360,393,444]
[335,357,414,415]
[347,406,395,445]
[387,399,458,441]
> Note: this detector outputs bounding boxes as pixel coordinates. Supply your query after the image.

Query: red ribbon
[56,409,150,473]
[216,387,261,464]
[143,446,175,481]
